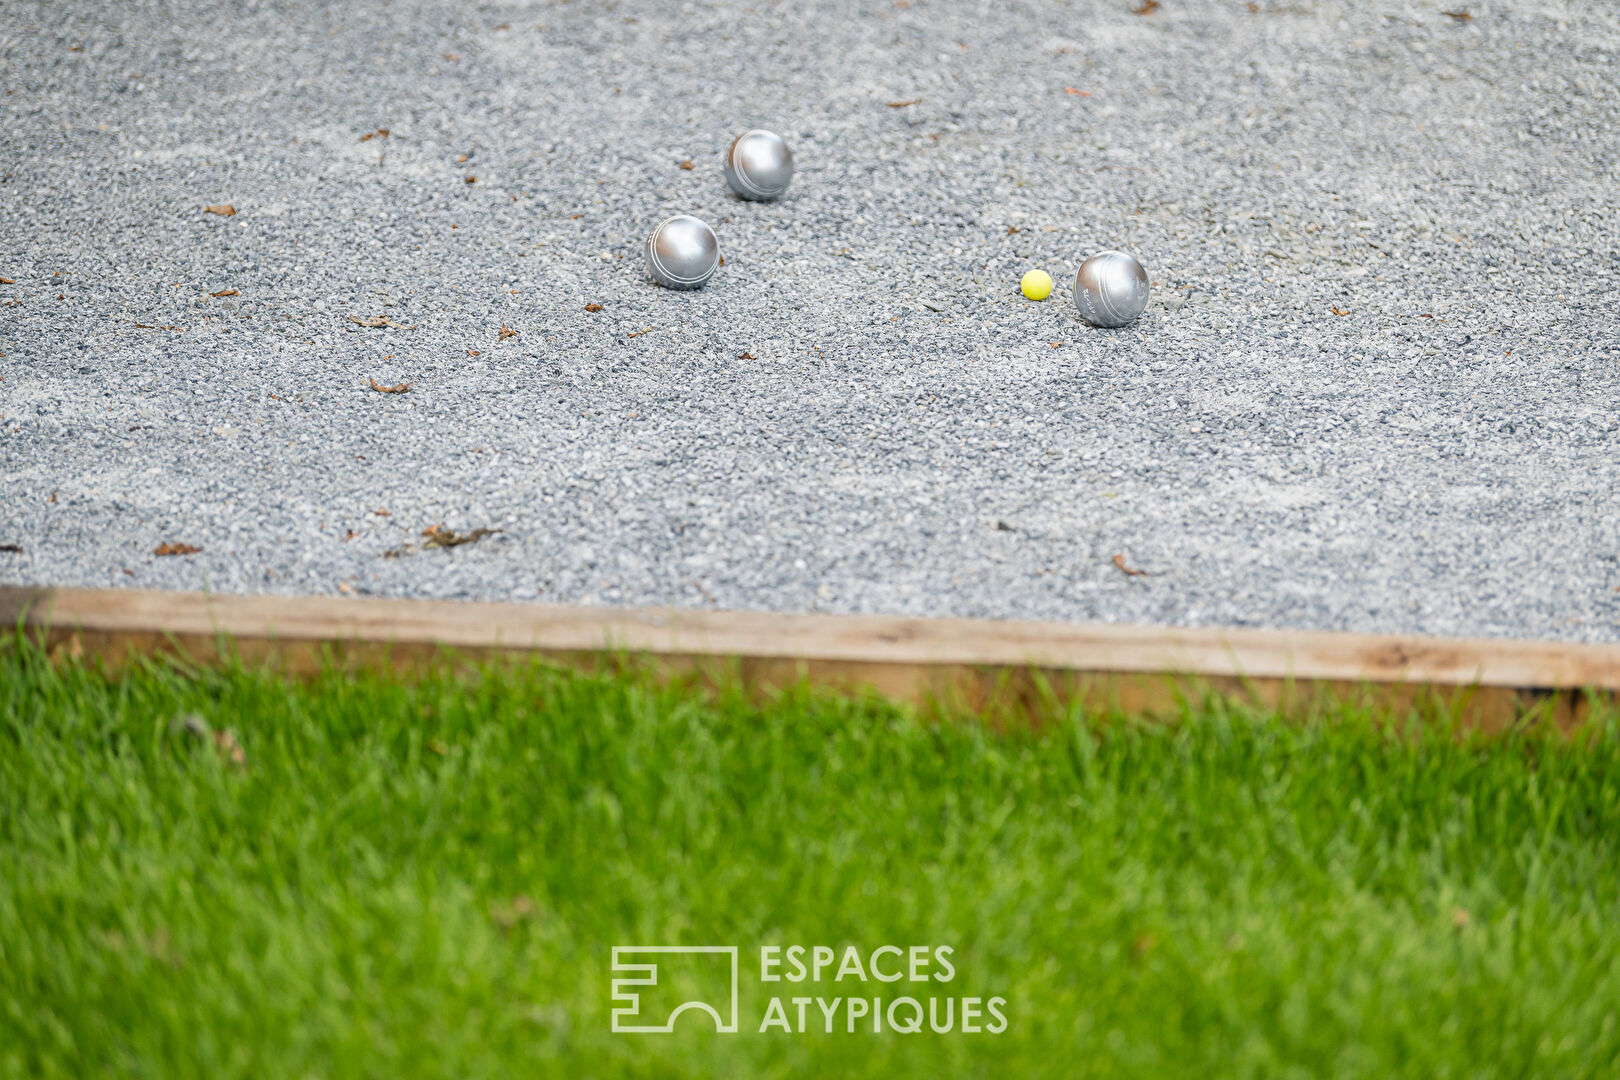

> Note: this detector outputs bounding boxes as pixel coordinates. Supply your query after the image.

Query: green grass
[2,636,1619,1079]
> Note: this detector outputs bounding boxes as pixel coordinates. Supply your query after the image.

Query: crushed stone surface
[1,0,1617,641]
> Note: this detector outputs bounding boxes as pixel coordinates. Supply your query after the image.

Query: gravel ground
[2,0,1618,642]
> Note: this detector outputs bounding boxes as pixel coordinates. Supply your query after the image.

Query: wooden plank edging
[4,586,1618,730]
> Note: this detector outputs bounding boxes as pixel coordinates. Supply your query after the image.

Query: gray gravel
[2,0,1618,642]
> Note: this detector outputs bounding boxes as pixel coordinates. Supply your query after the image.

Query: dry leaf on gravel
[887,99,920,108]
[678,160,694,170]
[1441,10,1472,20]
[738,351,756,360]
[421,524,503,549]
[1331,307,1350,316]
[0,543,22,554]
[0,278,13,285]
[359,128,390,141]
[584,303,603,312]
[1112,554,1148,577]
[349,314,417,328]
[374,508,391,516]
[1131,0,1160,14]
[465,175,478,184]
[466,348,481,356]
[204,204,236,216]
[210,289,238,297]
[498,323,517,340]
[369,378,413,393]
[154,542,201,556]
[1063,87,1091,96]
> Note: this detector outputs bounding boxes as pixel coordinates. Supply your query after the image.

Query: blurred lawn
[2,636,1618,1078]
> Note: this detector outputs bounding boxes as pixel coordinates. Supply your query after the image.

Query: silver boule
[645,214,719,290]
[723,129,794,201]
[1073,250,1150,328]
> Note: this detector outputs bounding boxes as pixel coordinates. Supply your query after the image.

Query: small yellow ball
[1020,269,1054,301]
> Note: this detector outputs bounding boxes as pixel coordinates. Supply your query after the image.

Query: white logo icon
[611,946,739,1034]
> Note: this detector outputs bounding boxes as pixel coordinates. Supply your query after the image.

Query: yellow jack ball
[1020,269,1054,301]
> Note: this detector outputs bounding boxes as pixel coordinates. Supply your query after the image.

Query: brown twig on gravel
[350,314,417,329]
[1112,554,1148,577]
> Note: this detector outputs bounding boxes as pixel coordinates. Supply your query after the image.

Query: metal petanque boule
[723,129,794,201]
[645,214,720,290]
[1073,250,1151,328]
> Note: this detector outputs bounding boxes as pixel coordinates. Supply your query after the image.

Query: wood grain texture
[4,586,1616,731]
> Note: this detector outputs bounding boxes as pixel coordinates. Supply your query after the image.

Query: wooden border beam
[4,586,1617,732]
